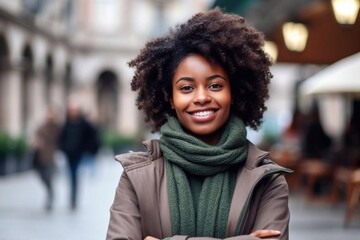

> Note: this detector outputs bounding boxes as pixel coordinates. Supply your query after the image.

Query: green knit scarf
[159,115,248,238]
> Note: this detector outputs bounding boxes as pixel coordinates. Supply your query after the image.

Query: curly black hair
[129,8,272,132]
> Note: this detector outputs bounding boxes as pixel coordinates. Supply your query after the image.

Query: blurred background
[0,0,359,239]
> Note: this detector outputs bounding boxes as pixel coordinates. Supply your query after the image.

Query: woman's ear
[170,98,175,109]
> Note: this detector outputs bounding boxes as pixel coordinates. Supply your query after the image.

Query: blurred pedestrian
[59,101,94,210]
[32,106,60,211]
[301,103,332,160]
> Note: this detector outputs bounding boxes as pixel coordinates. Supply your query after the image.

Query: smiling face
[171,54,232,145]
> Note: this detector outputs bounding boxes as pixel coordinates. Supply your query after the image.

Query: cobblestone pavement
[0,152,359,240]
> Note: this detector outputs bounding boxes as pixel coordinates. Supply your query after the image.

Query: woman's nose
[193,88,211,105]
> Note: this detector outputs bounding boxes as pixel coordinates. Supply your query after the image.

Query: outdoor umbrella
[299,51,360,142]
[300,51,360,97]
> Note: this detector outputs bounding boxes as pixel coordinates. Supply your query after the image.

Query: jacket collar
[143,139,162,161]
[245,141,269,169]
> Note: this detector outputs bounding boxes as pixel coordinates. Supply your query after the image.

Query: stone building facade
[0,0,210,139]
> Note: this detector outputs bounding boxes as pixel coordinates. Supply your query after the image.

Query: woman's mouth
[193,110,215,117]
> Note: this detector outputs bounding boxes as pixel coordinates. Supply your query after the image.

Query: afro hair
[129,8,272,132]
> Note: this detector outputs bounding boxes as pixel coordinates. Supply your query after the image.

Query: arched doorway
[64,63,72,100]
[45,54,53,104]
[21,44,34,132]
[96,70,118,129]
[0,34,9,129]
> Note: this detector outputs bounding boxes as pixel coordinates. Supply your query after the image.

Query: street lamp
[282,22,309,52]
[331,0,360,25]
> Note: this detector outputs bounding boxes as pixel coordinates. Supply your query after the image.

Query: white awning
[300,51,360,98]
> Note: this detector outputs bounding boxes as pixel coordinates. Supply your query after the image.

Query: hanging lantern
[282,22,309,52]
[263,41,278,63]
[331,0,360,25]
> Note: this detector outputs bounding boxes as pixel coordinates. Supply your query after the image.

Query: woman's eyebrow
[207,74,226,81]
[175,77,194,84]
[175,74,226,84]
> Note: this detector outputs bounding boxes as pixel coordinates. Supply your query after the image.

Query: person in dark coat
[59,102,95,210]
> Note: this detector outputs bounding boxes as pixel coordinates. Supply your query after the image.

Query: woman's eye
[180,85,193,92]
[209,83,222,90]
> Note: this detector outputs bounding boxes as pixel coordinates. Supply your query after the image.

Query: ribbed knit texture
[159,115,248,237]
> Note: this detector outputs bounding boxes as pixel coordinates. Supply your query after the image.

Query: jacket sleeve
[246,174,290,240]
[106,171,142,240]
[166,236,262,240]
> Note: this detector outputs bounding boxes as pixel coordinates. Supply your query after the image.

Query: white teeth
[193,110,214,117]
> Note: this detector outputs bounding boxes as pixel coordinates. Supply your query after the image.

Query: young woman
[107,8,292,240]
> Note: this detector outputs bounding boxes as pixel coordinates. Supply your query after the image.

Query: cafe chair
[297,158,333,202]
[344,169,360,225]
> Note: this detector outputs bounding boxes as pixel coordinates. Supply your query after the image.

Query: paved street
[1,151,360,240]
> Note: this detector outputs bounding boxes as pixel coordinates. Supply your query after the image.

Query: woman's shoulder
[114,139,163,172]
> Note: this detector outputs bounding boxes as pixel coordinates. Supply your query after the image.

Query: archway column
[29,71,47,131]
[51,71,65,109]
[2,69,22,136]
[79,82,97,121]
[118,86,137,135]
